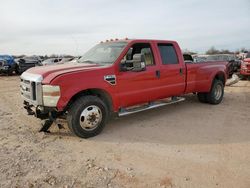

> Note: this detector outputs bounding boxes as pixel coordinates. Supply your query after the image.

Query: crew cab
[20,39,228,138]
[240,52,250,79]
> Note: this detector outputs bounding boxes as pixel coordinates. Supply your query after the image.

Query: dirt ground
[0,76,250,188]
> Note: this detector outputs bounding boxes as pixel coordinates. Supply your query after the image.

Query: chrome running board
[118,97,185,117]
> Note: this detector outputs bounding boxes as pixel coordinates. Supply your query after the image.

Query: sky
[0,0,249,55]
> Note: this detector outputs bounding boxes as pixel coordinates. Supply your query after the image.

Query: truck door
[156,43,186,96]
[116,42,162,108]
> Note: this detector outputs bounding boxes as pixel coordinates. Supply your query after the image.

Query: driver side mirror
[120,53,146,72]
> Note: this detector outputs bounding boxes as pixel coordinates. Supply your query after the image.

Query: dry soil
[0,76,250,188]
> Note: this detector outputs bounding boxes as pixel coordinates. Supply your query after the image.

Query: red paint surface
[240,58,250,76]
[26,39,228,112]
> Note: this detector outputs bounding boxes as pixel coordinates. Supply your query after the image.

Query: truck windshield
[78,42,127,65]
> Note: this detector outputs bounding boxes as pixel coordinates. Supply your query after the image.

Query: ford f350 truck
[20,39,228,138]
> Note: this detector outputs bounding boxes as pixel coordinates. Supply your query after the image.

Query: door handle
[156,70,160,78]
[179,68,183,75]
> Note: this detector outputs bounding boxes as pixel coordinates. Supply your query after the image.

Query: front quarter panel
[49,67,118,111]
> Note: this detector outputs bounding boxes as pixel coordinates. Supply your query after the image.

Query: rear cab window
[183,54,194,63]
[157,43,179,65]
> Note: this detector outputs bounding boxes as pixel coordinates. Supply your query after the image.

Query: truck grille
[20,72,43,106]
[20,79,36,101]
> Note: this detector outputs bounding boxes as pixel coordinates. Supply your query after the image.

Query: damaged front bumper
[23,101,59,120]
[23,101,65,132]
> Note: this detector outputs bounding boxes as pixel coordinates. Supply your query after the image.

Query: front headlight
[42,85,60,107]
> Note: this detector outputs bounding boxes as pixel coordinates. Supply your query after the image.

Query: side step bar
[118,97,185,117]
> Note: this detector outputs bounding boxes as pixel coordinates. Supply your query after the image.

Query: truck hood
[26,62,104,79]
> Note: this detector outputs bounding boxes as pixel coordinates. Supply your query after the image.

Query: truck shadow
[90,92,250,145]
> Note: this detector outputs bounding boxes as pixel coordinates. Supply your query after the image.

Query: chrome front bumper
[20,72,43,106]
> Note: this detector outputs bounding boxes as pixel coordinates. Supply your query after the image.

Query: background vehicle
[69,56,81,63]
[193,54,241,77]
[16,56,42,74]
[240,52,250,79]
[0,55,16,75]
[41,57,74,66]
[20,39,228,138]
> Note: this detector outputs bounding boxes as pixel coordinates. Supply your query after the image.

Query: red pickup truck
[240,52,250,79]
[21,39,228,138]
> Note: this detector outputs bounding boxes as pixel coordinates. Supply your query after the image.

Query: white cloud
[0,0,249,55]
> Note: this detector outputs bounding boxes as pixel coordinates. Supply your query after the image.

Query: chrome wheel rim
[79,105,102,131]
[214,84,222,100]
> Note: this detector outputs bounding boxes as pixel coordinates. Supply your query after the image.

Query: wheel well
[65,89,113,112]
[214,73,225,85]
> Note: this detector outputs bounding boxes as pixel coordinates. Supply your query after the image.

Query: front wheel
[67,96,108,138]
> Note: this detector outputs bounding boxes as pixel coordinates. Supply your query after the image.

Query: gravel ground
[0,75,250,188]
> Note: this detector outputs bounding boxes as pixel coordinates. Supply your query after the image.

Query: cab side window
[123,43,155,66]
[158,44,178,65]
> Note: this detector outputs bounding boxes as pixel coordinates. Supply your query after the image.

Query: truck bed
[185,61,228,93]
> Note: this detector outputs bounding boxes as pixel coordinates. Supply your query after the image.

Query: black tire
[15,66,21,75]
[197,93,208,103]
[67,95,108,138]
[239,75,247,80]
[206,79,224,105]
[7,70,13,76]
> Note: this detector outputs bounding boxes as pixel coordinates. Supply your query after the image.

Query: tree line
[184,47,249,55]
